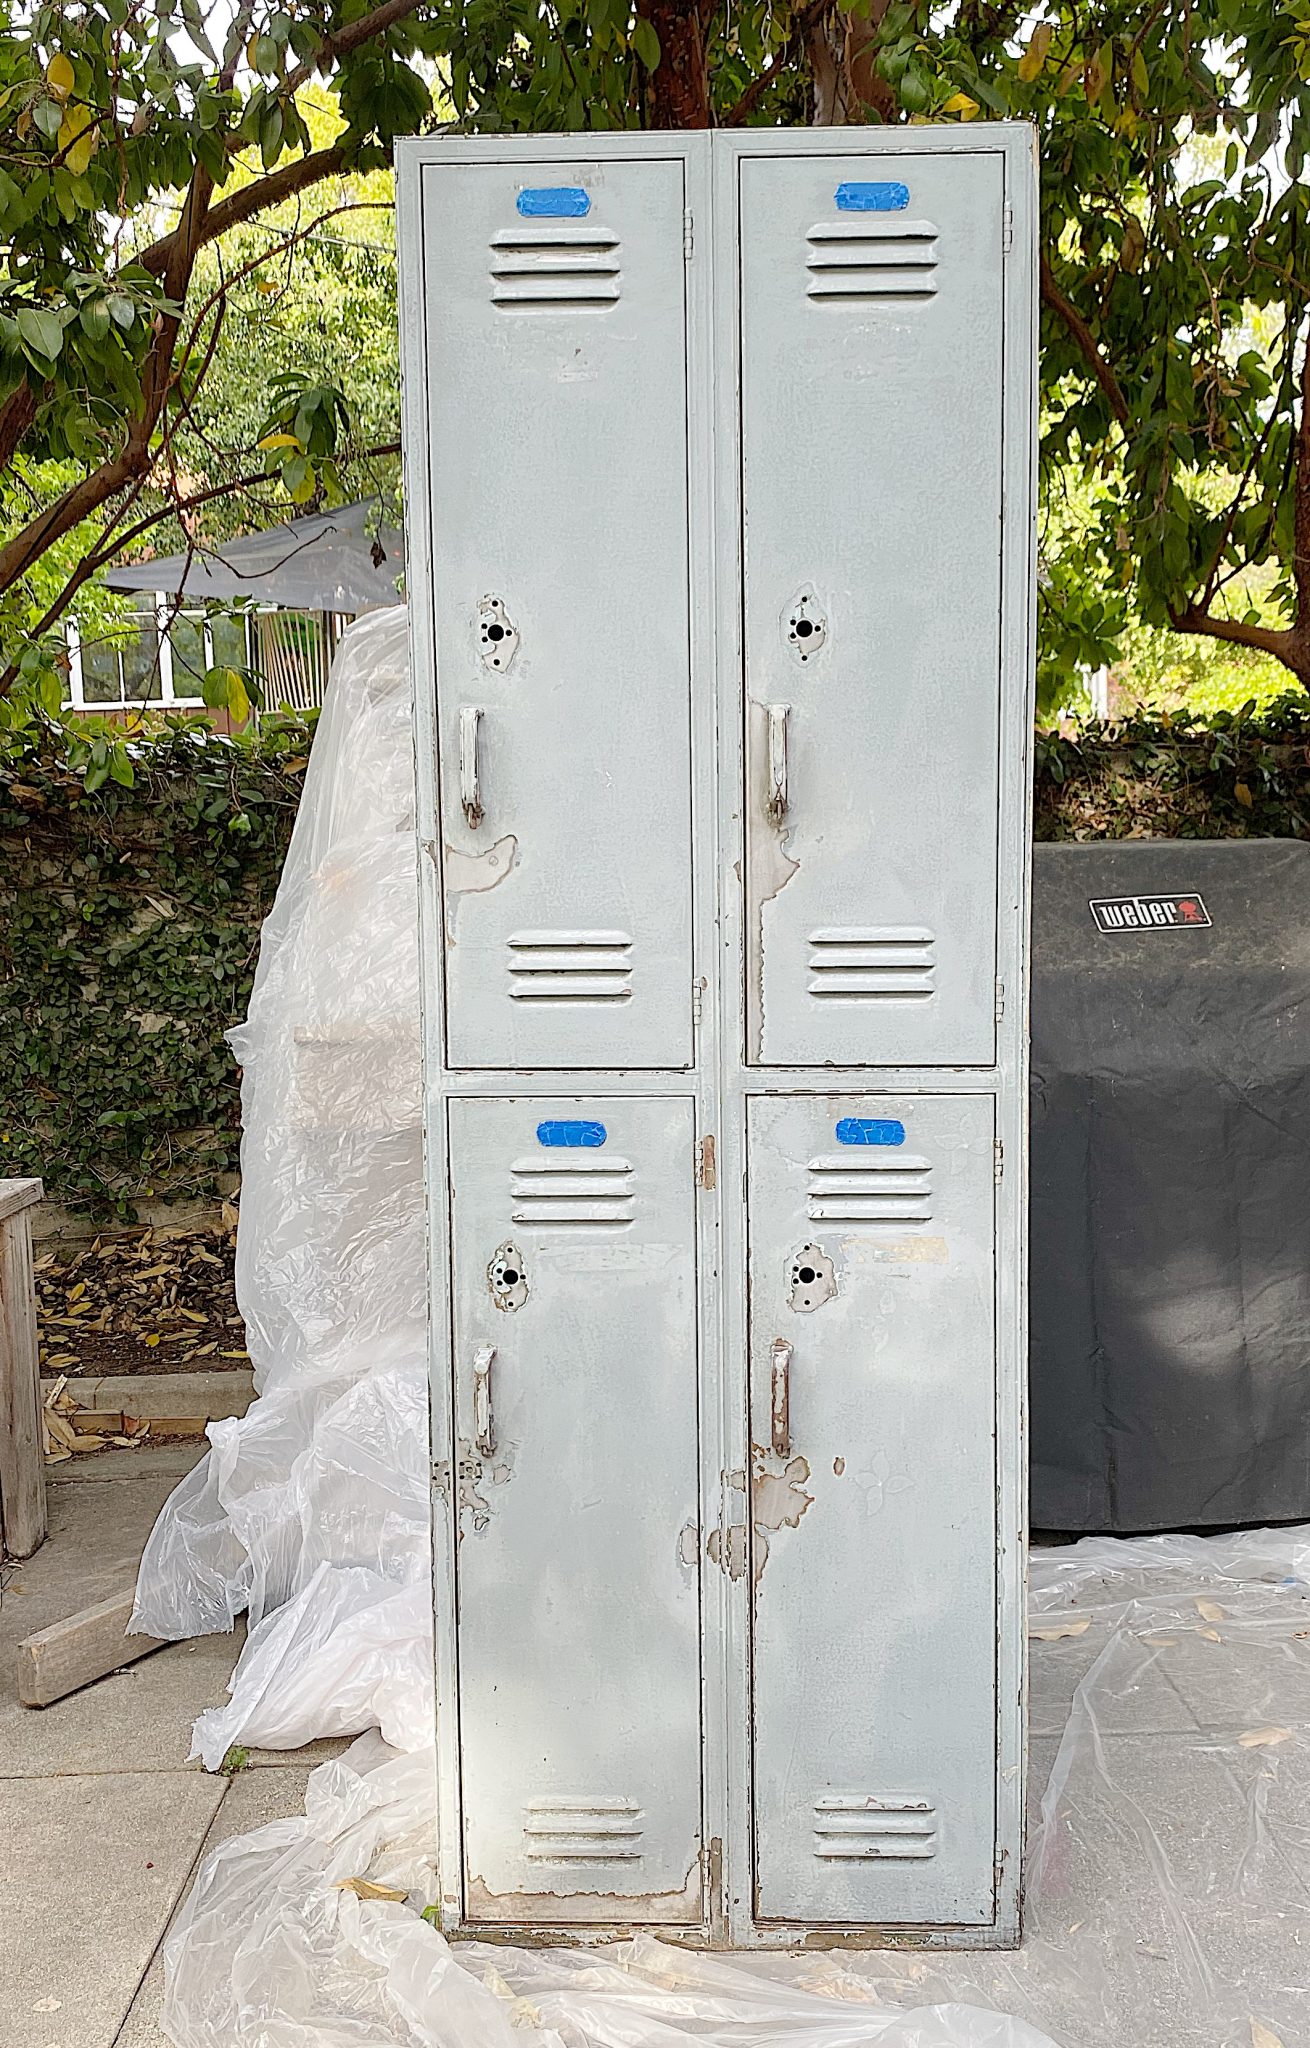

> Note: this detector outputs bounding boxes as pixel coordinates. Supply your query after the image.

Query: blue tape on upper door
[835,1117,906,1146]
[536,1119,607,1148]
[835,181,910,213]
[517,186,591,218]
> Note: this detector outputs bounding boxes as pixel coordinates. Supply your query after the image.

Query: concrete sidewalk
[0,1447,346,2048]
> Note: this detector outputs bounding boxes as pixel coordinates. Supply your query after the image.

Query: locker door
[738,153,1005,1067]
[421,159,695,1071]
[448,1096,703,1924]
[746,1094,997,1926]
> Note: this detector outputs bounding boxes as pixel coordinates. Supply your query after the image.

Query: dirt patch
[35,1224,248,1377]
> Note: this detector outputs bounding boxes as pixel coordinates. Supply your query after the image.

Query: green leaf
[632,16,661,70]
[16,307,64,361]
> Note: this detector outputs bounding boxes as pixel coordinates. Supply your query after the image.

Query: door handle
[770,1337,792,1457]
[472,1343,496,1456]
[766,703,789,823]
[459,705,483,828]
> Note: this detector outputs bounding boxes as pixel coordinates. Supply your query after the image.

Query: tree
[2,1,1308,717]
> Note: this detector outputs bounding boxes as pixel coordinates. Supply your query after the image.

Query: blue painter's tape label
[835,1117,906,1147]
[517,186,591,219]
[536,1119,606,1148]
[835,181,910,213]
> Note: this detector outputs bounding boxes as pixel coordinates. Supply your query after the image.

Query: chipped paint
[833,1455,846,1477]
[841,1234,949,1267]
[787,1242,836,1312]
[750,1443,814,1586]
[707,1523,749,1581]
[487,1239,528,1311]
[677,1520,699,1568]
[466,1849,702,1926]
[697,1133,717,1191]
[746,698,799,1054]
[444,832,517,941]
[456,1440,494,1532]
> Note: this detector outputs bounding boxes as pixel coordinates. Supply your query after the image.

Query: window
[67,600,250,711]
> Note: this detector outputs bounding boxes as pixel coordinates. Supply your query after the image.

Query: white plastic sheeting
[130,605,433,1768]
[134,611,1310,2048]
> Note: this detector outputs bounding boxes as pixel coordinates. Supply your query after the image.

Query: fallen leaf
[32,1995,62,2013]
[1199,1627,1222,1643]
[1029,1615,1092,1641]
[1251,2023,1285,2048]
[334,1877,408,1902]
[1238,1727,1293,1749]
[1142,1635,1178,1647]
[1196,1598,1226,1623]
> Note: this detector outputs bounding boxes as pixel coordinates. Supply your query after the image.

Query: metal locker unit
[398,124,1036,1952]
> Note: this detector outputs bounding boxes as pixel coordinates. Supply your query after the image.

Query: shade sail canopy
[101,499,404,611]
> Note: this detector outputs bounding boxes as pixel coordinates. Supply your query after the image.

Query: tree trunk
[637,0,711,127]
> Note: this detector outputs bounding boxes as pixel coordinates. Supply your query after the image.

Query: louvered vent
[807,1151,932,1227]
[523,1797,643,1865]
[808,927,935,1000]
[806,219,939,301]
[491,226,620,310]
[813,1795,937,1861]
[510,1154,635,1229]
[507,930,632,1003]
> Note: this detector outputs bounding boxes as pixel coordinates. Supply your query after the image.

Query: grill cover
[1030,839,1310,1531]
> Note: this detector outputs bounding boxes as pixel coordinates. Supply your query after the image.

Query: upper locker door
[738,152,1006,1067]
[420,158,694,1070]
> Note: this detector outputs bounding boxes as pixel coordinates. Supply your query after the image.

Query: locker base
[450,1918,1022,1953]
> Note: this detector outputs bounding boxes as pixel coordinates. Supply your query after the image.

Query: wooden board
[16,1586,166,1708]
[1,1185,46,1558]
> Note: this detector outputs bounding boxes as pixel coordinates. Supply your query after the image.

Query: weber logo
[1089,893,1211,935]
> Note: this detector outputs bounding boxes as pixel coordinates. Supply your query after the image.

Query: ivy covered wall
[0,722,308,1217]
[3,698,1310,1218]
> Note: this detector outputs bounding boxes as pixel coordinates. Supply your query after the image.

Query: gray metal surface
[739,153,1005,1069]
[447,1095,702,1922]
[416,157,695,1072]
[746,1093,998,1925]
[399,125,1037,1950]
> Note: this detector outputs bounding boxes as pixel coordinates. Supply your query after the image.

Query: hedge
[3,696,1310,1217]
[0,720,309,1217]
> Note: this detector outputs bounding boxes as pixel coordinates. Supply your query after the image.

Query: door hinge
[995,978,1006,1023]
[697,1133,717,1192]
[1002,202,1014,255]
[683,209,694,261]
[994,1139,1005,1183]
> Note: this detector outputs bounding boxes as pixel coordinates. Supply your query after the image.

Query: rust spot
[750,1443,814,1586]
[833,1455,846,1477]
[466,1852,702,1926]
[746,698,799,1055]
[697,1133,717,1191]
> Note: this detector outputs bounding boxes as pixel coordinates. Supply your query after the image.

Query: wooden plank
[0,1197,46,1558]
[0,1177,43,1226]
[16,1586,166,1708]
[70,1368,254,1421]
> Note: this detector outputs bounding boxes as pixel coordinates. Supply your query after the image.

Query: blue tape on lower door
[517,186,591,218]
[835,1117,906,1146]
[536,1119,606,1148]
[835,181,910,213]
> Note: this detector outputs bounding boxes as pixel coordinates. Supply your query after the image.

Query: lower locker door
[747,1094,998,1926]
[448,1096,703,1924]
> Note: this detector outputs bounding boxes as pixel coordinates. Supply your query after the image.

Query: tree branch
[282,0,430,96]
[721,0,829,125]
[135,144,350,279]
[1040,253,1130,429]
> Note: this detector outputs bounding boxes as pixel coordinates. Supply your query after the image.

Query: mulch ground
[34,1224,250,1378]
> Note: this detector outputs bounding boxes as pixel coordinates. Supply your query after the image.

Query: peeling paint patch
[678,1521,699,1568]
[788,1242,836,1312]
[842,1234,949,1266]
[487,1239,528,1311]
[751,1444,814,1586]
[444,832,517,940]
[746,698,800,1055]
[707,1523,748,1582]
[833,1455,846,1477]
[456,1439,494,1532]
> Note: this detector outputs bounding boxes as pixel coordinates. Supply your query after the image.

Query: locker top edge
[393,122,1039,171]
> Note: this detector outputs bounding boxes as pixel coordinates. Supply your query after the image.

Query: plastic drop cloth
[131,604,434,1766]
[134,611,1310,2048]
